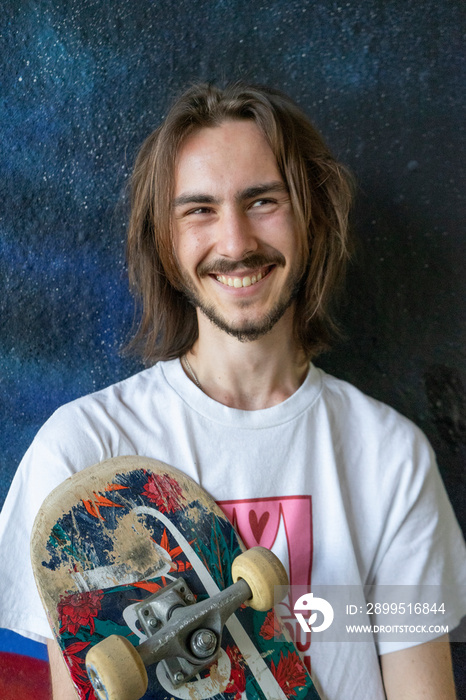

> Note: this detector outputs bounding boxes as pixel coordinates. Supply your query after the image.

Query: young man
[0,83,465,699]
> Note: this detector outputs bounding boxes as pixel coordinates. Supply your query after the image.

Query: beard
[178,252,304,342]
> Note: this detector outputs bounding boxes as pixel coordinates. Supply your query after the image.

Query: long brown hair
[126,82,354,364]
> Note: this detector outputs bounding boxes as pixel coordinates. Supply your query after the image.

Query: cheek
[279,213,306,260]
[175,231,207,273]
[263,212,300,251]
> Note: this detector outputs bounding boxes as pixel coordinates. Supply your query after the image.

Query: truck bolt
[190,629,217,658]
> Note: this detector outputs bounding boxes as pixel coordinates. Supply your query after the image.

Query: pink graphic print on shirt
[217,496,313,671]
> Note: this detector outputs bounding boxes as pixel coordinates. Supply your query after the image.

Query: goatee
[179,253,304,342]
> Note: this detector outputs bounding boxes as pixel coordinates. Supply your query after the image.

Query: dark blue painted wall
[1,0,464,689]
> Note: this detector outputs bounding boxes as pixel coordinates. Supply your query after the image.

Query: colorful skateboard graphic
[31,456,321,699]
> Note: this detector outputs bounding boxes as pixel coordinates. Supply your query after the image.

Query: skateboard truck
[86,546,289,700]
[133,575,253,687]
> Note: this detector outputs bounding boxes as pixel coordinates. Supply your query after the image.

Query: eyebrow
[172,193,219,208]
[172,181,288,209]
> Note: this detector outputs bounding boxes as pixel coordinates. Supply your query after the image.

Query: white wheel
[85,635,148,700]
[231,546,289,611]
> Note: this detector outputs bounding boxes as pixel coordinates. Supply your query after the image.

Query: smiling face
[171,119,307,342]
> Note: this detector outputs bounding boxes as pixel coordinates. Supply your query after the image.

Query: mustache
[198,252,286,276]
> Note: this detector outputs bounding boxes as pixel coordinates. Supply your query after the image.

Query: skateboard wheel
[85,635,148,700]
[231,546,289,611]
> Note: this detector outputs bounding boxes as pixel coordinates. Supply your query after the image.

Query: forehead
[173,120,283,197]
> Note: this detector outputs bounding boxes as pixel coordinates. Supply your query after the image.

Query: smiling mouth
[214,266,273,288]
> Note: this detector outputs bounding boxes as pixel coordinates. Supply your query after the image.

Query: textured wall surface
[1,0,465,688]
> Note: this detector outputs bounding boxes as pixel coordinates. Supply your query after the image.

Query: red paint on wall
[0,652,51,700]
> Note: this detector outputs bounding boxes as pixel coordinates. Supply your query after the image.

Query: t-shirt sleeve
[0,404,109,643]
[367,427,466,654]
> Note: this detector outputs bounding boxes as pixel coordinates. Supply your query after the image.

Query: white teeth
[216,270,267,288]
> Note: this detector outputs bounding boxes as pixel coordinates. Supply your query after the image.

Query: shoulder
[46,363,164,426]
[317,368,428,448]
[27,362,172,474]
[2,362,177,528]
[314,368,435,493]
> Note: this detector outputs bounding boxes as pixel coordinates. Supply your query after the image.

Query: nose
[215,207,258,260]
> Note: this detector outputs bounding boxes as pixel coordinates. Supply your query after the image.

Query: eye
[186,206,214,215]
[249,198,277,211]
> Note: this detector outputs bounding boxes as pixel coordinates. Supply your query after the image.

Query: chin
[201,301,294,342]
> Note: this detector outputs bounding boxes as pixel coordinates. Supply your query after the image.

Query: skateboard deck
[31,456,321,700]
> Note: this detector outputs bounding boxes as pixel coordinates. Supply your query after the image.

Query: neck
[183,309,309,410]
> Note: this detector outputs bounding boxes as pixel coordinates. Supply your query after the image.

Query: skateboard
[31,456,321,700]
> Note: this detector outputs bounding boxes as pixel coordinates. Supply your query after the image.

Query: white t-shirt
[0,360,465,700]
